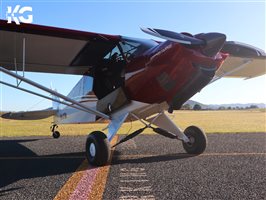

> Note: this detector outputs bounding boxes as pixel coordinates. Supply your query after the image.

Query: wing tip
[1,112,13,119]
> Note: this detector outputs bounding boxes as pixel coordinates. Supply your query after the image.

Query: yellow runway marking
[1,152,264,161]
[88,136,118,200]
[54,160,88,200]
[201,152,266,156]
[53,135,118,200]
[114,152,266,159]
[2,152,263,160]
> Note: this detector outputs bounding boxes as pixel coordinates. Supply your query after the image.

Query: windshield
[103,37,158,62]
[120,37,158,60]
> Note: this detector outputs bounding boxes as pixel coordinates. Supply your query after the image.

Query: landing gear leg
[50,124,60,139]
[145,112,190,142]
[146,112,207,154]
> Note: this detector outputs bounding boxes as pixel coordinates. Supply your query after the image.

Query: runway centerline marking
[54,135,118,200]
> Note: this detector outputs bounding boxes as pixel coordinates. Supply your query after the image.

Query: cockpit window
[120,37,158,60]
[104,45,122,60]
[119,40,140,59]
[103,37,158,62]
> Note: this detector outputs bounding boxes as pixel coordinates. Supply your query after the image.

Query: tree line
[181,104,259,110]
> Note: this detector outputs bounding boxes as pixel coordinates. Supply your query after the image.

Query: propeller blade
[141,27,205,45]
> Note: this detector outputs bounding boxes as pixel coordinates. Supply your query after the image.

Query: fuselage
[57,36,228,124]
[124,40,227,110]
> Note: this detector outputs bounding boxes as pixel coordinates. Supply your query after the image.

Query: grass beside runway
[0,110,265,137]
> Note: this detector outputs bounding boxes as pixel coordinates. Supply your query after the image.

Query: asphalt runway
[0,133,265,200]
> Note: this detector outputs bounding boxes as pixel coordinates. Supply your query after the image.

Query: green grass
[0,110,265,137]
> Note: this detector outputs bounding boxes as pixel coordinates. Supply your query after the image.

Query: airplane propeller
[141,27,226,57]
[141,27,205,45]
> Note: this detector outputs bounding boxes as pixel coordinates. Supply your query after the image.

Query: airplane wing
[1,108,56,120]
[214,41,266,80]
[0,20,121,75]
[141,28,265,80]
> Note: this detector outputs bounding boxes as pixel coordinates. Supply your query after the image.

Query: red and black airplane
[1,20,265,166]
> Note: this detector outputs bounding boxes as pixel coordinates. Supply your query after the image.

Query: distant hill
[184,100,208,109]
[206,103,266,109]
[184,100,266,109]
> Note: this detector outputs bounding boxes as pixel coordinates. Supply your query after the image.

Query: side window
[67,75,94,101]
[104,46,124,61]
[119,41,140,61]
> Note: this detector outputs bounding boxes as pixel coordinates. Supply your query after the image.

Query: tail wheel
[182,126,207,154]
[52,131,60,139]
[85,131,111,166]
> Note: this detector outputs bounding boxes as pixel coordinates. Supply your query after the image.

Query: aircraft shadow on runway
[111,150,196,165]
[0,139,85,195]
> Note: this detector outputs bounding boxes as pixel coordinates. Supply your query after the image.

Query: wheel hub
[187,136,195,147]
[89,143,96,157]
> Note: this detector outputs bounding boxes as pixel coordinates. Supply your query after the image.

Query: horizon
[1,100,265,112]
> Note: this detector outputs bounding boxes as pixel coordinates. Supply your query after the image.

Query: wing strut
[0,80,92,114]
[0,66,110,119]
[15,37,26,87]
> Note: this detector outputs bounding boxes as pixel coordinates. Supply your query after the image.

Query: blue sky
[0,1,265,111]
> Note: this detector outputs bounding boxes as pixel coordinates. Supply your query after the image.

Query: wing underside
[0,20,120,75]
[215,41,266,80]
[215,56,265,79]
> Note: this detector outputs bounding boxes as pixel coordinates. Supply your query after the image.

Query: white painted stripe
[120,186,152,192]
[120,180,149,183]
[120,172,147,177]
[69,166,99,200]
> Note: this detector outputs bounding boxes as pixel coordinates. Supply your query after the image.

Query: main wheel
[85,131,111,166]
[52,131,60,139]
[182,126,207,154]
